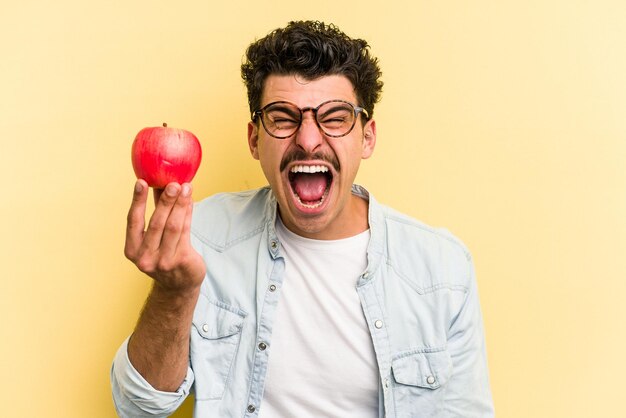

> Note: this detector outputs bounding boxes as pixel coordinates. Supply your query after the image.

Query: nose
[294,110,324,153]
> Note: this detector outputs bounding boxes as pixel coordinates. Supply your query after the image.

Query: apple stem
[163,123,167,127]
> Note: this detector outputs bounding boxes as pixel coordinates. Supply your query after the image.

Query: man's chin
[281,216,331,239]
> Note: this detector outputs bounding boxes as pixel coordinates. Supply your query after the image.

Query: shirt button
[247,404,256,413]
[374,320,383,329]
[384,378,389,389]
[269,284,277,292]
[270,240,278,250]
[258,342,267,351]
[202,324,209,333]
[427,375,436,385]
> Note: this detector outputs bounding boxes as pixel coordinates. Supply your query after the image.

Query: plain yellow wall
[2,1,625,417]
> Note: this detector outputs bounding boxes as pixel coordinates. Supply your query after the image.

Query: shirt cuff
[111,336,194,417]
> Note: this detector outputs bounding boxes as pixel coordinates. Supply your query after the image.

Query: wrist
[150,281,201,306]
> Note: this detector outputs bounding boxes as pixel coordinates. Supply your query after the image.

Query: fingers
[159,183,193,256]
[180,192,194,249]
[142,183,182,253]
[125,180,149,259]
[125,180,195,276]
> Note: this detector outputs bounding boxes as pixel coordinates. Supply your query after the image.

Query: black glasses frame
[252,99,369,139]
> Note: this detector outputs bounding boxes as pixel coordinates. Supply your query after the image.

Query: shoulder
[191,187,274,251]
[377,202,473,291]
[381,204,471,260]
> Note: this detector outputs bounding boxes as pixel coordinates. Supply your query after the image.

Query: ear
[247,121,260,160]
[361,119,377,159]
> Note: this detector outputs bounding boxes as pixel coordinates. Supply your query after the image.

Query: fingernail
[135,181,143,193]
[182,184,191,197]
[165,184,178,197]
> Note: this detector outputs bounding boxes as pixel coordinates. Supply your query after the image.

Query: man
[111,21,494,417]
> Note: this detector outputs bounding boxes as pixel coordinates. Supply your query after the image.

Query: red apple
[131,123,202,189]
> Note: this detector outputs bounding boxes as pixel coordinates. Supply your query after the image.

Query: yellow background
[2,1,625,417]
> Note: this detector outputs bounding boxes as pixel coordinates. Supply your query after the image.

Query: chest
[259,229,379,417]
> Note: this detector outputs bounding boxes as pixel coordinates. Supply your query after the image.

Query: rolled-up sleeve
[444,257,495,417]
[110,337,194,417]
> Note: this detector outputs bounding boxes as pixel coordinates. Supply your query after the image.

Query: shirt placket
[243,230,285,417]
[357,275,395,418]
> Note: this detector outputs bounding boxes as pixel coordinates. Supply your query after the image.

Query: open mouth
[288,164,333,209]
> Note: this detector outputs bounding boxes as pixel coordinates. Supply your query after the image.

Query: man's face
[247,74,376,240]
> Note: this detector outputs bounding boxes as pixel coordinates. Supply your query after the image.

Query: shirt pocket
[190,295,246,401]
[390,348,452,416]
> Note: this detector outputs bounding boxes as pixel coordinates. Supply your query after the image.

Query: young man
[112,21,494,417]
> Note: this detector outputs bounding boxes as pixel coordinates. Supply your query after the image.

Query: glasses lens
[317,101,356,137]
[262,102,301,138]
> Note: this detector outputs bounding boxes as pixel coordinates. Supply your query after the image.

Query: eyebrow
[318,103,351,119]
[267,104,300,119]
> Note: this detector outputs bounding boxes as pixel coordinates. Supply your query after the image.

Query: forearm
[128,282,201,392]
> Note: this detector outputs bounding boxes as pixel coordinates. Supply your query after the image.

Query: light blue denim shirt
[111,185,494,417]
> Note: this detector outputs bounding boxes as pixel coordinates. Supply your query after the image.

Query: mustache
[280,149,340,172]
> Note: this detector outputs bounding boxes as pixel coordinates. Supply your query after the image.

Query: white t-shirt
[258,218,379,418]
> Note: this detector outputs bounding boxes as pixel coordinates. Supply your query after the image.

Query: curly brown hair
[241,20,383,119]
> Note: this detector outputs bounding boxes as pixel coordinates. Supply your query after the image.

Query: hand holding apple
[131,123,202,189]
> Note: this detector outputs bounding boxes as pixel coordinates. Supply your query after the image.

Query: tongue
[293,173,328,202]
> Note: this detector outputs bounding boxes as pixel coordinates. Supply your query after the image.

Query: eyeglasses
[252,99,369,139]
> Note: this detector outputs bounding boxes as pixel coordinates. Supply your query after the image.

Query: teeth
[290,165,329,174]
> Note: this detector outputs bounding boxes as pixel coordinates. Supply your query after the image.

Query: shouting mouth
[288,164,333,209]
